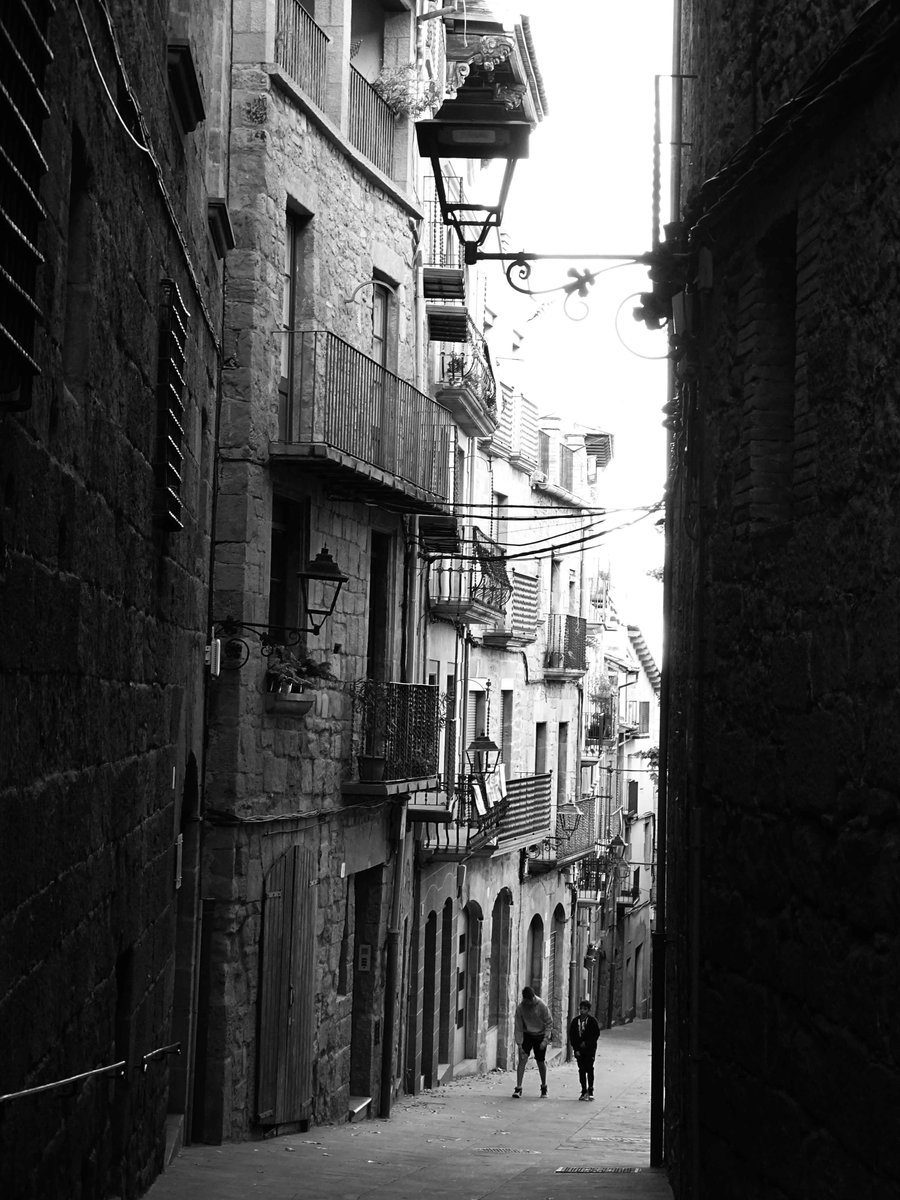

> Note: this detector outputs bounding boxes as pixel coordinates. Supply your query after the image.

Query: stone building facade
[663,2,900,1196]
[1,2,229,1197]
[197,0,566,1147]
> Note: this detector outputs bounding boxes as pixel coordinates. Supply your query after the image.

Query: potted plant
[349,679,398,781]
[264,647,335,715]
[372,64,442,119]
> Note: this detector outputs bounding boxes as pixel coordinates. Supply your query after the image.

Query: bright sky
[484,1,674,663]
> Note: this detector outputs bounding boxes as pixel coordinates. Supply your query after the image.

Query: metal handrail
[0,1042,181,1105]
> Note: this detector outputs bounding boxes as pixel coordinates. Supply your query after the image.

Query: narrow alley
[146,1022,672,1200]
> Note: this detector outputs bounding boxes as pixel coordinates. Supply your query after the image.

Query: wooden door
[257,845,316,1124]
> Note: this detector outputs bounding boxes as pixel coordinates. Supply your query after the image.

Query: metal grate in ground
[474,1147,527,1154]
[556,1166,648,1173]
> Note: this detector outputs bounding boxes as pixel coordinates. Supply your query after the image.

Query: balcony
[273,330,453,513]
[343,680,444,801]
[584,693,617,750]
[428,526,511,623]
[275,0,329,109]
[543,614,587,678]
[421,772,553,859]
[349,64,394,176]
[423,179,466,303]
[482,568,538,647]
[431,320,498,437]
[576,854,607,893]
[527,794,598,873]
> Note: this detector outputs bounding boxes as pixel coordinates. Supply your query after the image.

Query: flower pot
[357,754,387,782]
[265,691,314,716]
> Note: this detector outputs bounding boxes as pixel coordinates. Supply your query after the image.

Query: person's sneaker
[579,1091,588,1101]
[587,1092,595,1101]
[512,1087,522,1099]
[540,1085,548,1098]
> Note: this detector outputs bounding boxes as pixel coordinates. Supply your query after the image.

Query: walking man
[512,985,553,1098]
[568,998,601,1100]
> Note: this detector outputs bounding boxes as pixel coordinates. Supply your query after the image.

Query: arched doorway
[460,901,483,1063]
[439,898,454,1070]
[527,913,544,996]
[422,911,438,1088]
[549,903,568,1043]
[487,889,512,1069]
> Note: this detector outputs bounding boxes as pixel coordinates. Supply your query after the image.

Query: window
[736,211,797,533]
[627,779,639,815]
[638,701,650,735]
[492,491,508,546]
[538,430,550,476]
[560,444,574,492]
[372,280,389,367]
[556,722,568,804]
[268,496,310,637]
[154,280,190,531]
[500,689,513,778]
[535,722,547,775]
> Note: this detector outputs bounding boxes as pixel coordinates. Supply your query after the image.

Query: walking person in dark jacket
[512,986,553,1098]
[568,999,601,1100]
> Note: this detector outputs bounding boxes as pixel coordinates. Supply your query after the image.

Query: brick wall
[0,3,224,1197]
[665,5,900,1196]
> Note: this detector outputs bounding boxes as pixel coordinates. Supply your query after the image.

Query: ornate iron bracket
[212,618,306,669]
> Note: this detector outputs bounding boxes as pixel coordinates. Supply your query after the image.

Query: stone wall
[0,3,225,1197]
[666,5,900,1196]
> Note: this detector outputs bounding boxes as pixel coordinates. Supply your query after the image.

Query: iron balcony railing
[424,181,466,271]
[577,853,607,893]
[428,526,511,620]
[437,316,497,412]
[557,793,598,863]
[585,693,617,744]
[349,64,394,176]
[422,772,552,856]
[544,614,588,673]
[279,329,453,504]
[275,0,330,108]
[350,680,442,780]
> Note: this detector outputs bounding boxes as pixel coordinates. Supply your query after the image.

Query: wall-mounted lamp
[557,800,584,837]
[466,732,502,777]
[607,834,626,862]
[416,118,530,250]
[214,544,347,667]
[297,545,348,636]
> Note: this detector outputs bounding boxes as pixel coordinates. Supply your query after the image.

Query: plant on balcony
[348,678,399,780]
[373,64,442,119]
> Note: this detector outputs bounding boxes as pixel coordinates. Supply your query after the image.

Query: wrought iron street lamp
[416,118,530,250]
[297,545,349,636]
[466,732,502,777]
[212,545,348,669]
[557,800,584,837]
[416,114,688,324]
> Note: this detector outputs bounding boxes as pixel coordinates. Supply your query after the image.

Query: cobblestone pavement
[144,1020,674,1199]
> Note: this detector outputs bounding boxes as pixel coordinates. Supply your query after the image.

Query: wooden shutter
[257,844,316,1124]
[627,779,639,815]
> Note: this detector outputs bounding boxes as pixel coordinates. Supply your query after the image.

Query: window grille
[0,0,54,408]
[154,279,189,531]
